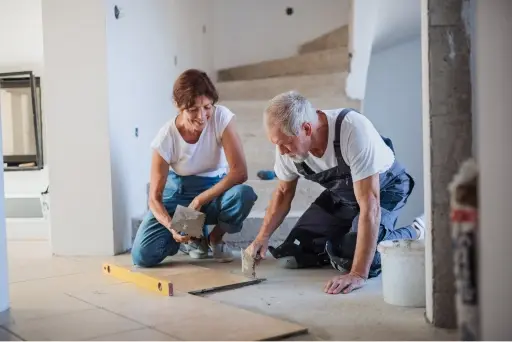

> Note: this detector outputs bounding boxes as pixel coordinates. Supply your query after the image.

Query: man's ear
[303,122,313,137]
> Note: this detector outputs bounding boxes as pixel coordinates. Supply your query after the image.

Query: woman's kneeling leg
[131,212,180,267]
[210,184,258,236]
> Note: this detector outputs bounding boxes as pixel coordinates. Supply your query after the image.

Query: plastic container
[377,239,426,307]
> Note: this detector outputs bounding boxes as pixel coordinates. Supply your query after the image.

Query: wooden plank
[152,294,308,341]
[103,263,265,296]
[68,283,308,341]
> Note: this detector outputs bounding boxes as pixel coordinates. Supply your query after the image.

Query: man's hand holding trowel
[245,235,268,260]
[241,234,267,278]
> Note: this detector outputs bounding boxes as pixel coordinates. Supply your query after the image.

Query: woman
[132,69,257,267]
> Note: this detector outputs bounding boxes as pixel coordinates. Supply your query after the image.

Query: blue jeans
[132,172,257,267]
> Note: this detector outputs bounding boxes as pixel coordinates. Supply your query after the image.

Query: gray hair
[264,91,317,136]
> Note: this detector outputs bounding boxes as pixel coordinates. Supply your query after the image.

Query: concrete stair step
[298,25,349,55]
[223,213,301,248]
[131,211,303,249]
[245,179,323,213]
[217,48,349,82]
[217,72,348,101]
[226,180,322,248]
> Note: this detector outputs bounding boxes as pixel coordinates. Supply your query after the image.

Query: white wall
[0,109,9,312]
[372,0,421,52]
[41,0,115,255]
[474,1,512,339]
[345,0,378,100]
[0,0,44,74]
[346,0,420,100]
[213,0,350,70]
[363,37,423,226]
[105,0,215,252]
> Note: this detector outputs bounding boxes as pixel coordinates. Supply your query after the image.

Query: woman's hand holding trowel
[169,226,191,243]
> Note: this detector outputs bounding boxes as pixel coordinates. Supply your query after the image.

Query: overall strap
[295,160,316,176]
[333,108,356,171]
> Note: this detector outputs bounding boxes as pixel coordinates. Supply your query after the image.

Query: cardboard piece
[69,283,308,341]
[171,205,205,238]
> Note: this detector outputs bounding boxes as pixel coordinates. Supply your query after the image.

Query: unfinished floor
[0,240,456,341]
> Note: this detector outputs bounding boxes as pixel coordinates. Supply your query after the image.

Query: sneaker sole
[189,253,209,259]
[412,220,425,240]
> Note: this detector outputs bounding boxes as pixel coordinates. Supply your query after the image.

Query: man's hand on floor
[324,272,367,294]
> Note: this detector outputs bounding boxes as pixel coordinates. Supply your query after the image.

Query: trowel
[172,205,206,238]
[241,247,262,279]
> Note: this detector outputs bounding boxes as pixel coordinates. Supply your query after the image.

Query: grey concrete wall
[422,0,473,329]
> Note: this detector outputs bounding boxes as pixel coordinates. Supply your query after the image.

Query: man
[245,91,425,295]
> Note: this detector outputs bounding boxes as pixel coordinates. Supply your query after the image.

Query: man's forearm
[351,207,381,277]
[258,188,293,238]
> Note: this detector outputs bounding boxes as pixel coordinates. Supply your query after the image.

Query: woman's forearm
[149,198,173,231]
[197,170,247,204]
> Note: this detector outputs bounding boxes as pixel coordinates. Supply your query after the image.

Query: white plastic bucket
[377,239,426,307]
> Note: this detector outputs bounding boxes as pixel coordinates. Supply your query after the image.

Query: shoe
[325,240,351,273]
[268,243,329,269]
[210,242,234,263]
[325,240,382,278]
[412,214,426,240]
[180,238,209,259]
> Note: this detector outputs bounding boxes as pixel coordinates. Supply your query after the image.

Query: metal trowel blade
[172,205,205,238]
[241,248,261,278]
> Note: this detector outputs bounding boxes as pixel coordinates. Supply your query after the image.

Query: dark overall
[269,108,417,276]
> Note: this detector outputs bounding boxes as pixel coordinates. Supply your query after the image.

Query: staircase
[215,25,361,247]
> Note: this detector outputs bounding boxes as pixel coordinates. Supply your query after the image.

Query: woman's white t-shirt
[151,105,234,177]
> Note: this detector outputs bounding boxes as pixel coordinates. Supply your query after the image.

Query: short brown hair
[173,69,219,110]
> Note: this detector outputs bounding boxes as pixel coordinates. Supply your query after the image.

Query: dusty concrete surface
[178,252,457,341]
[4,241,457,341]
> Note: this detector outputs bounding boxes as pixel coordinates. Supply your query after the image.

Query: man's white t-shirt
[151,105,234,177]
[274,109,395,183]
